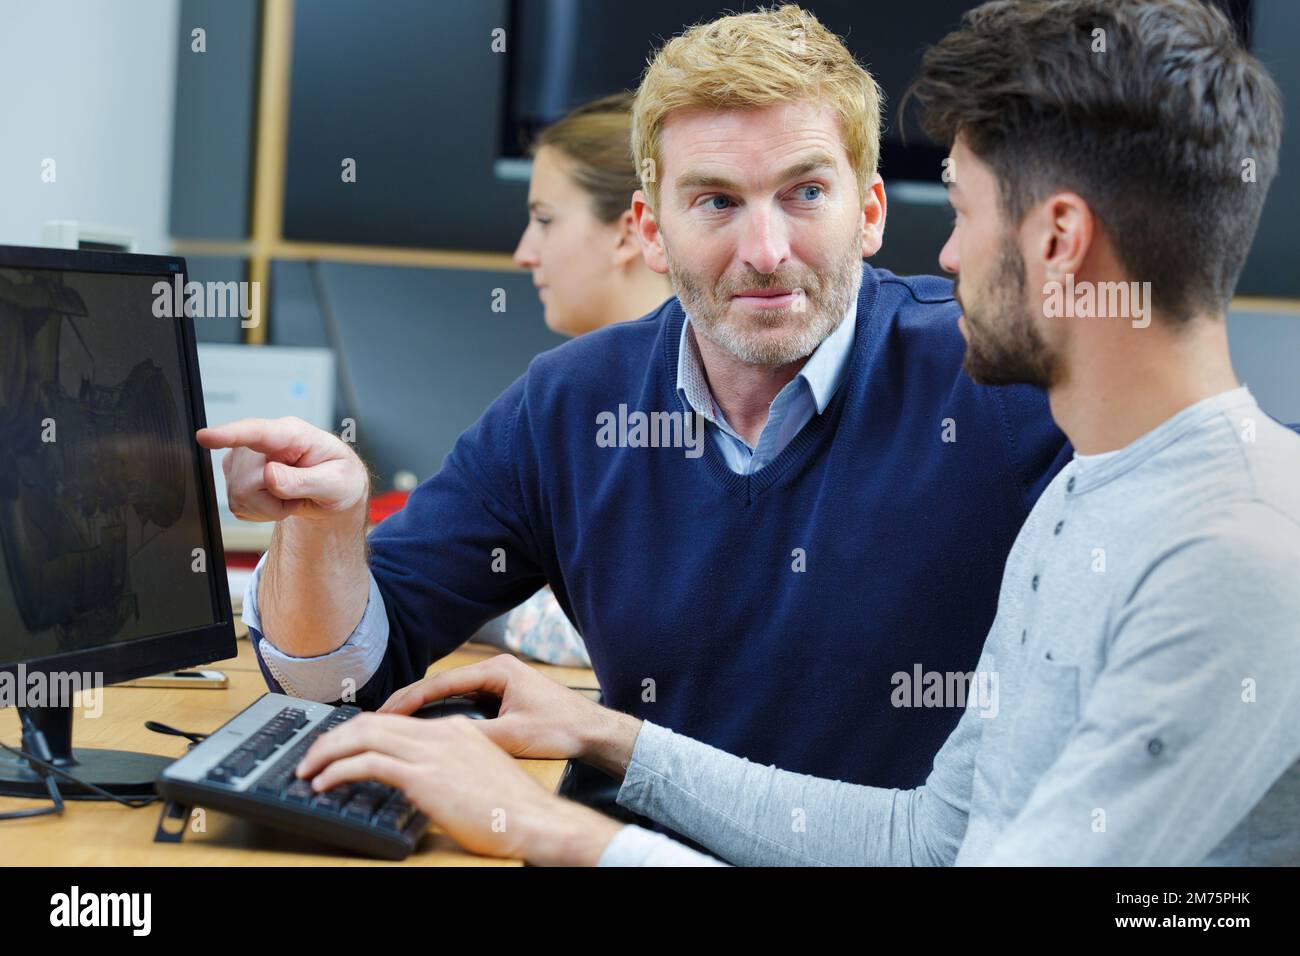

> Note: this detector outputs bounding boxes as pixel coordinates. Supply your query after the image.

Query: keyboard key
[284,779,315,804]
[376,801,415,831]
[243,734,277,760]
[263,721,296,745]
[222,749,258,778]
[343,802,376,823]
[312,791,346,812]
[254,773,288,795]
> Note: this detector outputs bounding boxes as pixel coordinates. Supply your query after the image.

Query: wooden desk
[0,629,597,866]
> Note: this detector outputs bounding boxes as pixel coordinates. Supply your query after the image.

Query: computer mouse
[410,694,501,721]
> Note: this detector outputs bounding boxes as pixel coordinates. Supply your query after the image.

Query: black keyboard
[156,693,429,860]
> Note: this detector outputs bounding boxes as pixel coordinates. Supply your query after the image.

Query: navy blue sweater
[254,263,1070,789]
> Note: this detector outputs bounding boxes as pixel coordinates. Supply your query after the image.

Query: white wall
[0,0,179,253]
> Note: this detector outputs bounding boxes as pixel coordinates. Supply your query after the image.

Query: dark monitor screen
[503,0,1254,181]
[0,256,230,677]
[503,0,971,179]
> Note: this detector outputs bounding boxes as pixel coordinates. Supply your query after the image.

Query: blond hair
[631,4,883,212]
[533,92,639,224]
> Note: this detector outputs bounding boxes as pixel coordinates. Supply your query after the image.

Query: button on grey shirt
[599,387,1300,865]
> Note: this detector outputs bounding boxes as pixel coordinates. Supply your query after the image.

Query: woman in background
[476,93,673,666]
[513,92,672,334]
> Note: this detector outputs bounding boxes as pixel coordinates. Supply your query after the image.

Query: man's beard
[957,237,1059,389]
[664,234,862,367]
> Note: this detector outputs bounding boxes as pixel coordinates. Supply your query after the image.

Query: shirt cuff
[614,719,674,817]
[596,824,727,867]
[241,552,390,703]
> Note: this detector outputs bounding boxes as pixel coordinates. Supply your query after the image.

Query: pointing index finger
[196,416,302,455]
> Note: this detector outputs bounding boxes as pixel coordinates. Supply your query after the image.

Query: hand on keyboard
[156,695,431,860]
[378,653,609,762]
[295,710,620,864]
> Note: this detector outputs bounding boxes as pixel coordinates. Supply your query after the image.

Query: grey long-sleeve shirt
[598,387,1300,866]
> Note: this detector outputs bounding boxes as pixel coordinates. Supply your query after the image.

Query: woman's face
[513,146,619,336]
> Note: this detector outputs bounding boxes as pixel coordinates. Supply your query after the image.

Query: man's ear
[632,189,669,275]
[611,208,643,268]
[860,173,887,258]
[1037,191,1093,281]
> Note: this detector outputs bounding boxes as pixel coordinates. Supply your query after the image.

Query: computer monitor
[0,245,236,798]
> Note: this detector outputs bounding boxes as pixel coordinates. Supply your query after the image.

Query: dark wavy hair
[904,0,1283,320]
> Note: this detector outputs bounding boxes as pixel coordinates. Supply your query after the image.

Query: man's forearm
[578,707,643,780]
[259,504,371,657]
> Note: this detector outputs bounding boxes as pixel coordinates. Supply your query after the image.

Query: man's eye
[702,195,734,211]
[794,185,823,202]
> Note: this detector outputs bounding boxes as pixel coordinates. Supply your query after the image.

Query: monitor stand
[0,704,167,799]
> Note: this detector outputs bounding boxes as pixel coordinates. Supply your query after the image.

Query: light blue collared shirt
[245,284,861,698]
[675,282,860,474]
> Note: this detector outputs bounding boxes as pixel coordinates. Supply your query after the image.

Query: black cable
[0,715,216,820]
[0,740,158,816]
[0,718,214,820]
[0,758,63,820]
[0,711,69,819]
[144,720,208,746]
